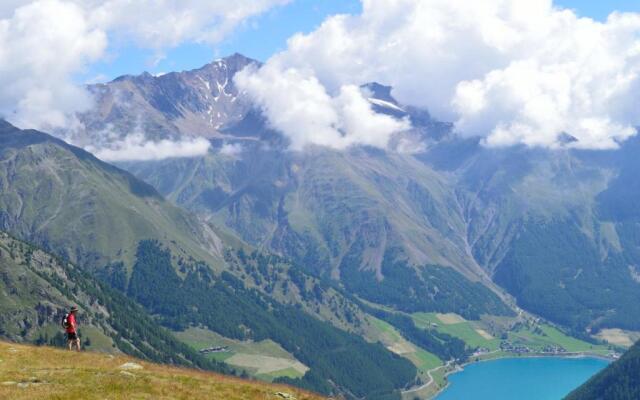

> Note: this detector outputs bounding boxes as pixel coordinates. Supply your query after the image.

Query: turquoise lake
[436,357,609,400]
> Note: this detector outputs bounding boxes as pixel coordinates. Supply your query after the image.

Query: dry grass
[225,354,309,376]
[474,329,494,340]
[596,329,636,347]
[435,313,466,325]
[0,341,326,400]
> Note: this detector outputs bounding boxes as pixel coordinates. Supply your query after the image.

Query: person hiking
[62,306,81,351]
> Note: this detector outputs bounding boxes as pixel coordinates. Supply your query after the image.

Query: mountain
[565,341,640,400]
[88,54,640,339]
[70,53,263,148]
[0,340,324,400]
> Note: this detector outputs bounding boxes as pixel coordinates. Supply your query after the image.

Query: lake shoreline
[404,351,615,400]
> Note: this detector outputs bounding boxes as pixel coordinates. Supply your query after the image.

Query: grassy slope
[176,327,308,381]
[0,341,324,400]
[0,121,222,270]
[0,231,116,347]
[413,313,499,350]
[123,146,487,282]
[369,318,442,370]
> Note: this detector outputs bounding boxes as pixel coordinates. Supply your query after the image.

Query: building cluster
[500,341,532,354]
[199,346,230,354]
[541,345,567,354]
[499,341,568,355]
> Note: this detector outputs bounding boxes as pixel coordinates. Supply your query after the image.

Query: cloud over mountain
[86,133,211,162]
[235,63,410,150]
[236,0,640,150]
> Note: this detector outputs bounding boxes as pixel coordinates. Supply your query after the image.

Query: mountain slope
[123,145,514,320]
[0,119,223,269]
[436,140,640,333]
[565,341,640,400]
[0,340,323,400]
[123,239,418,399]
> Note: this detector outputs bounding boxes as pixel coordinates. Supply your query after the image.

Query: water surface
[436,357,609,400]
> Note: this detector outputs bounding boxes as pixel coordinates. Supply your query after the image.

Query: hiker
[62,306,81,351]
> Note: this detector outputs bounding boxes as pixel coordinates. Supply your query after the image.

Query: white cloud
[235,63,409,150]
[0,0,287,132]
[87,133,211,162]
[88,0,291,49]
[236,0,640,150]
[219,142,243,156]
[0,0,106,129]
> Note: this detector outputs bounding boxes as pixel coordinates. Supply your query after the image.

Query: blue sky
[83,0,639,82]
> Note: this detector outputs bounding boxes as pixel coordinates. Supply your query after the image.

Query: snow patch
[368,98,405,113]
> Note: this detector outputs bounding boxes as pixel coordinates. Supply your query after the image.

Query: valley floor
[0,341,324,400]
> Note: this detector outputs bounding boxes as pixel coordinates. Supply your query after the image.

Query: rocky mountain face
[71,53,262,149]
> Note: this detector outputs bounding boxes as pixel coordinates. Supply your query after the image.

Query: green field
[368,317,442,373]
[175,327,308,381]
[412,313,610,356]
[412,313,500,350]
[509,324,609,354]
[411,348,443,371]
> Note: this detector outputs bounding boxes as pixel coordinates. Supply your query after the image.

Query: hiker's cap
[70,306,78,312]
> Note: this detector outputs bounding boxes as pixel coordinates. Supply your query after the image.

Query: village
[198,346,230,355]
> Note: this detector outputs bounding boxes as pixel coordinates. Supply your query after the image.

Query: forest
[125,240,417,399]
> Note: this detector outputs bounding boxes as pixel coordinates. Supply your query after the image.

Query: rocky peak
[361,82,397,104]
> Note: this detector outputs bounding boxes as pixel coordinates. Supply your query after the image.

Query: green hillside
[124,145,515,322]
[125,239,417,399]
[566,341,640,400]
[0,120,222,269]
